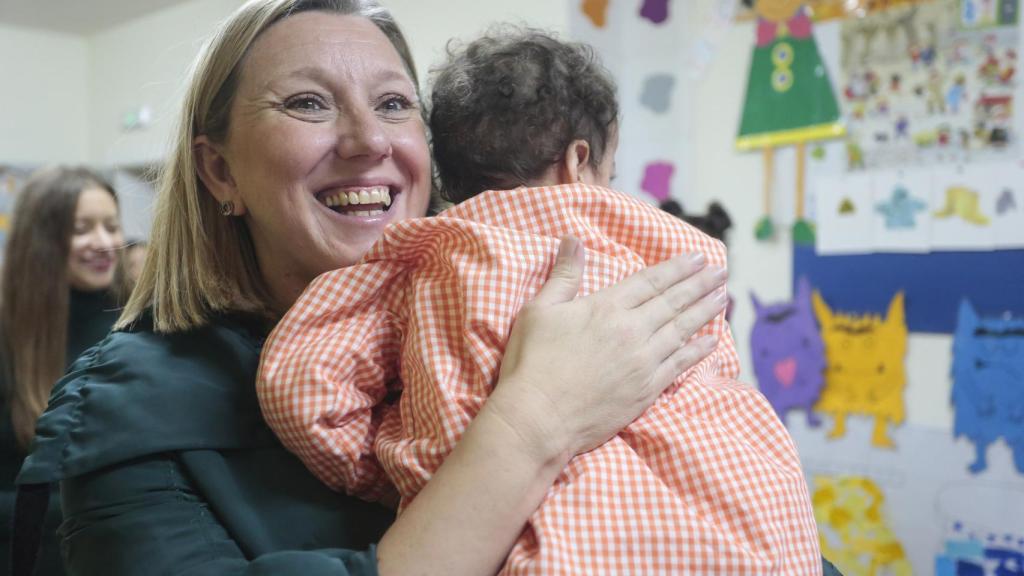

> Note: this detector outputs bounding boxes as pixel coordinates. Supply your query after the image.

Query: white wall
[0,24,90,165]
[691,0,953,430]
[88,0,244,167]
[386,0,569,80]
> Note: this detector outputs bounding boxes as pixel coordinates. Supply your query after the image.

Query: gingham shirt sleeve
[257,259,408,501]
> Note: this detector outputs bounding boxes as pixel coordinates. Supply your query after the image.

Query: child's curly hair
[429,26,619,204]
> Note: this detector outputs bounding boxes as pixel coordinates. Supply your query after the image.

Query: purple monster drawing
[750,277,827,427]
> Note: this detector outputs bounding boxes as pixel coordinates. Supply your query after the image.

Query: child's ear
[560,139,593,185]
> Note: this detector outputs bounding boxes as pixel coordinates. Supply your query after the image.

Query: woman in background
[1,166,126,576]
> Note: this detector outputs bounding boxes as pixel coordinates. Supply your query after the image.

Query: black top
[2,288,120,576]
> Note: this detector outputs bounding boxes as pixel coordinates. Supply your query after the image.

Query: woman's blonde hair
[118,0,420,333]
[1,167,127,449]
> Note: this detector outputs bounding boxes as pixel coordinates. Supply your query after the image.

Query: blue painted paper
[952,300,1024,475]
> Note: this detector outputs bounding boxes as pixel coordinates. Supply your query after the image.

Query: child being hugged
[258,27,821,575]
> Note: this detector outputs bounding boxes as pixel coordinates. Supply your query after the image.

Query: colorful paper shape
[815,174,874,255]
[813,290,908,448]
[929,167,996,251]
[639,0,669,24]
[869,170,932,253]
[936,521,1024,576]
[934,186,991,226]
[952,300,1024,475]
[750,277,826,427]
[811,476,913,576]
[640,161,674,202]
[640,74,675,114]
[876,185,927,229]
[736,2,844,150]
[997,188,1017,215]
[581,0,610,28]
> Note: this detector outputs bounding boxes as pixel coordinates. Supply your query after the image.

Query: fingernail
[688,253,706,266]
[709,266,727,282]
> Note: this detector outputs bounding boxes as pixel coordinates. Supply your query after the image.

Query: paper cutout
[840,1,1019,170]
[869,170,932,253]
[581,0,610,28]
[813,290,908,448]
[640,161,674,202]
[750,277,826,427]
[737,2,843,150]
[936,520,1024,576]
[639,0,670,24]
[997,188,1018,214]
[952,300,1024,475]
[930,167,997,251]
[816,174,875,255]
[640,74,675,114]
[934,186,991,225]
[812,475,913,576]
[876,185,927,229]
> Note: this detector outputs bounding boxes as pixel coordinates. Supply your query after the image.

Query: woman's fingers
[649,334,719,392]
[636,263,727,336]
[647,287,728,362]
[530,236,585,307]
[609,253,708,309]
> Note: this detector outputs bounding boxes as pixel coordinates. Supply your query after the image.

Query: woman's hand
[378,236,727,576]
[490,235,728,462]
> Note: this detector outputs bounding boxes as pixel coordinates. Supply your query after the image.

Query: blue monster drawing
[751,277,827,427]
[952,300,1024,474]
[876,185,927,229]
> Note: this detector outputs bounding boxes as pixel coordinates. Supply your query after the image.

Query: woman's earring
[220,201,235,216]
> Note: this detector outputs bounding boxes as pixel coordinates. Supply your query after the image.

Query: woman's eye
[286,95,327,112]
[379,94,414,113]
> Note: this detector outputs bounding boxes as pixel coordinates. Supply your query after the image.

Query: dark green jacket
[17,313,394,575]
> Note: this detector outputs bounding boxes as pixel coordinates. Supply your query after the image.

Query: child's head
[429,27,619,204]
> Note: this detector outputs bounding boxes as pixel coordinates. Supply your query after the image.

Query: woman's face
[67,187,123,292]
[220,13,431,304]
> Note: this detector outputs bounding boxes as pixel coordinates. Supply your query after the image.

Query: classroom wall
[0,24,90,165]
[690,0,953,430]
[88,0,243,167]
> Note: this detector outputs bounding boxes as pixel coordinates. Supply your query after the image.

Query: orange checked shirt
[258,184,821,575]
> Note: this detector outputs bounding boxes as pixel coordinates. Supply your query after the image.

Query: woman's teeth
[322,186,392,211]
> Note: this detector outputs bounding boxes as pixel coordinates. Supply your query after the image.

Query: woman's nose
[335,107,391,160]
[88,226,120,251]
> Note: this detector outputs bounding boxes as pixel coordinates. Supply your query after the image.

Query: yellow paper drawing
[812,476,912,576]
[812,291,908,448]
[933,186,991,226]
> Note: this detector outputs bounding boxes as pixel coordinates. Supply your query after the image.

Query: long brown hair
[0,166,122,449]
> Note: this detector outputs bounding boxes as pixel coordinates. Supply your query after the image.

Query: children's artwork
[871,170,932,252]
[991,165,1024,248]
[581,0,610,28]
[640,74,675,114]
[936,522,1024,576]
[952,300,1024,475]
[811,475,914,576]
[840,0,1019,171]
[812,290,908,448]
[737,0,935,22]
[640,161,675,202]
[750,278,827,427]
[570,1,691,210]
[815,173,875,254]
[639,0,670,24]
[738,0,845,242]
[929,166,996,250]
